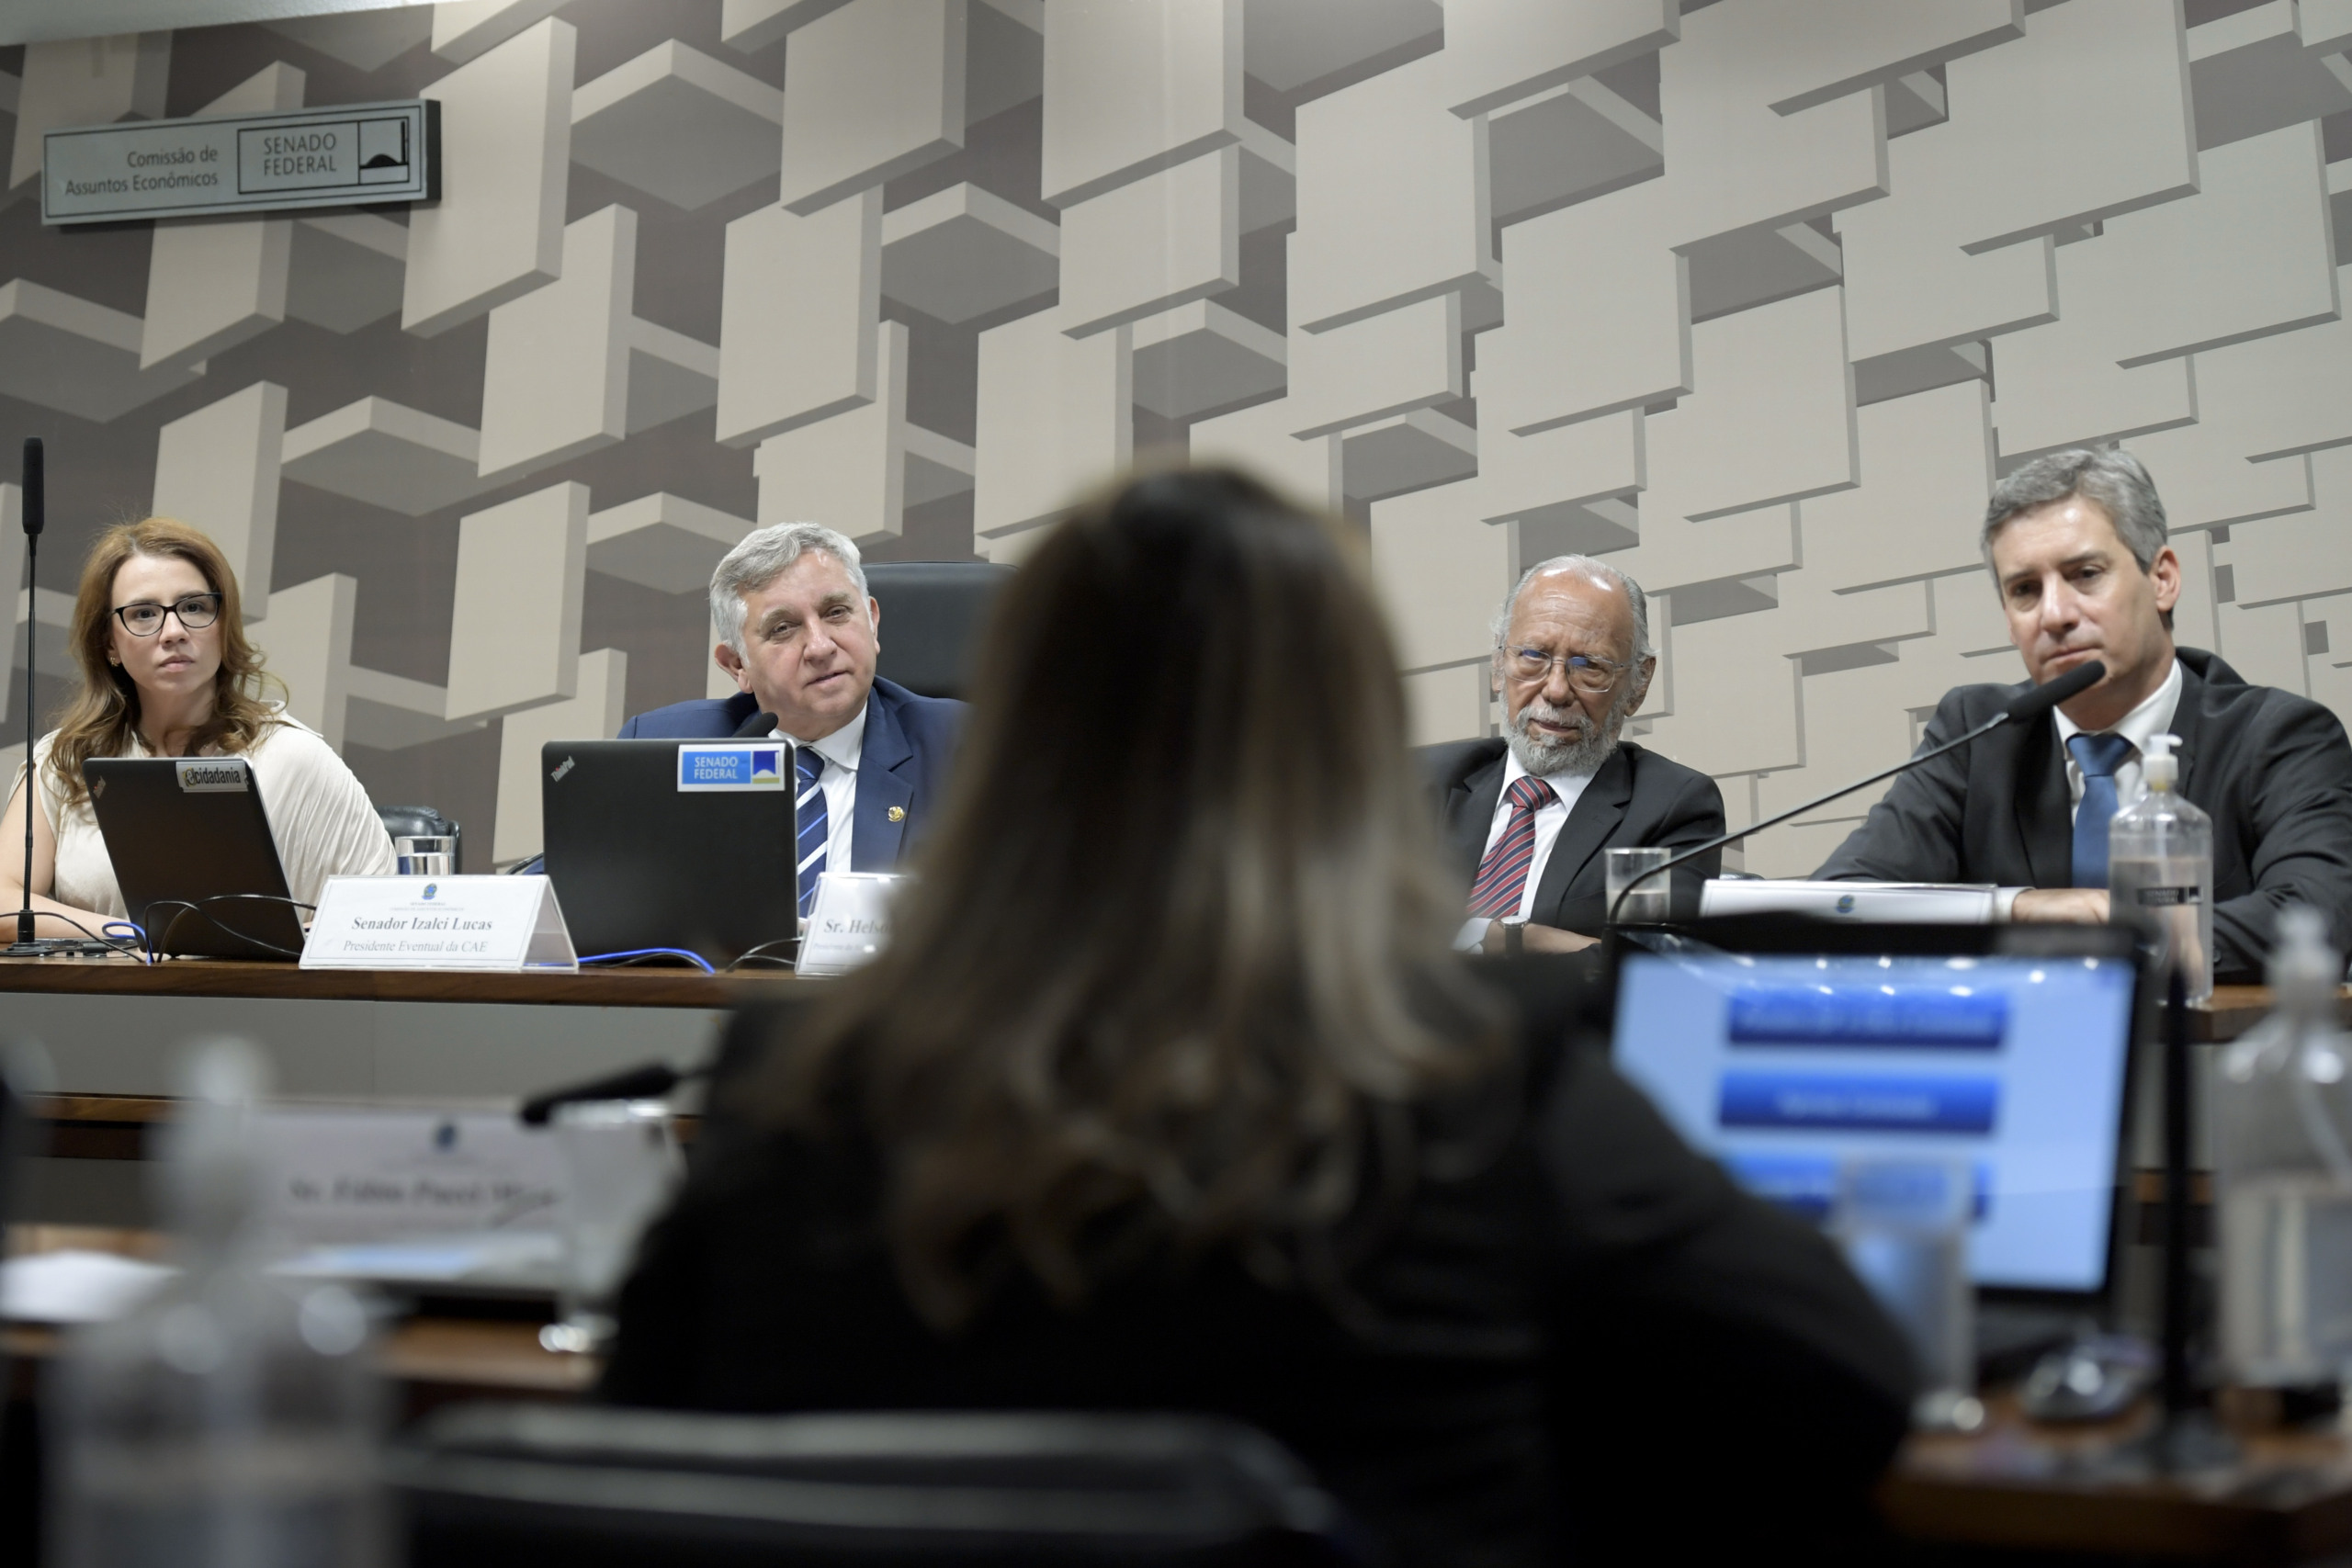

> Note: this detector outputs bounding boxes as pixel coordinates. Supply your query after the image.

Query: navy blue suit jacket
[616,678,967,872]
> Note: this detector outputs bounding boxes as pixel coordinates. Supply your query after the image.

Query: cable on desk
[578,946,717,975]
[138,894,315,963]
[724,937,800,972]
[18,910,149,961]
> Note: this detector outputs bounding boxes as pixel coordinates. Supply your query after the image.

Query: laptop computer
[1607,918,2148,1364]
[84,756,308,959]
[540,739,801,967]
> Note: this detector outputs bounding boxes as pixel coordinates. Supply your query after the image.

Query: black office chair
[376,806,462,870]
[391,1404,1361,1567]
[865,562,1015,701]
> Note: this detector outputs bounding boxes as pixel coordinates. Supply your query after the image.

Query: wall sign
[43,98,438,226]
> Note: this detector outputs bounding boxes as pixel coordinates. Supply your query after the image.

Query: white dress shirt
[1453,750,1601,948]
[2052,656,2183,820]
[1994,657,2183,915]
[773,698,866,874]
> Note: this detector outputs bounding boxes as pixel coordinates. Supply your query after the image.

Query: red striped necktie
[1468,775,1557,917]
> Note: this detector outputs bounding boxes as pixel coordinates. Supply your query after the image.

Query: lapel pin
[887,806,906,822]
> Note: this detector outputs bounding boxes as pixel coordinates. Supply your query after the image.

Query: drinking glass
[539,1100,681,1354]
[393,835,456,877]
[1604,845,1673,925]
[1833,1156,1981,1430]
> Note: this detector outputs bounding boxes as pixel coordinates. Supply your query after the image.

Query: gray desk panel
[1,991,725,1100]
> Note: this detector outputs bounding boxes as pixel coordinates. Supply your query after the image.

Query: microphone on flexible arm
[10,438,46,953]
[1605,658,2109,926]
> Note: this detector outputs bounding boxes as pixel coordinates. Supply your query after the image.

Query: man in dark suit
[1428,556,1725,953]
[617,524,965,900]
[1819,446,2352,981]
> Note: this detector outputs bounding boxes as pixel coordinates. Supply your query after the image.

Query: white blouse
[16,714,396,922]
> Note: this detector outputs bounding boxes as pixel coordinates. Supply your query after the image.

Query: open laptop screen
[1612,946,2137,1296]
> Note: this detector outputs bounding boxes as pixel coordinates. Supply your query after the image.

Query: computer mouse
[2018,1335,2155,1424]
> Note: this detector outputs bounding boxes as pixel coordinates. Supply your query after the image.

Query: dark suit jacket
[603,957,1915,1565]
[1425,739,1727,931]
[1818,648,2352,982]
[615,678,967,873]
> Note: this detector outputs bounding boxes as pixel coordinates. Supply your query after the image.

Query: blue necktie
[2067,731,2135,888]
[794,746,828,917]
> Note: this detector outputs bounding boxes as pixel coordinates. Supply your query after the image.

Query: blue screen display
[1612,952,2135,1293]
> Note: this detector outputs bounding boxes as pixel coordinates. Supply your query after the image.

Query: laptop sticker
[175,759,250,793]
[676,743,785,791]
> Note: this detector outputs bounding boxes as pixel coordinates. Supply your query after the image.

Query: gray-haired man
[1819,446,2352,979]
[616,523,966,890]
[1425,555,1726,953]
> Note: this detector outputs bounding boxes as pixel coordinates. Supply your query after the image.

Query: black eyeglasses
[1500,644,1625,694]
[112,593,222,637]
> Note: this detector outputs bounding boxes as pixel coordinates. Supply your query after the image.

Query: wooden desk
[1887,1397,2352,1562]
[0,954,801,1007]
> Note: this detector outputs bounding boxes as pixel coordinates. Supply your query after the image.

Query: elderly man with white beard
[1425,556,1726,954]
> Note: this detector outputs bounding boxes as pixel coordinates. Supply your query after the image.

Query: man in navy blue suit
[619,523,965,892]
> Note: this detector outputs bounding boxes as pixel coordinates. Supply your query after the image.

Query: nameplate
[1701,879,1997,924]
[44,99,439,226]
[301,874,578,972]
[796,873,903,976]
[248,1108,568,1247]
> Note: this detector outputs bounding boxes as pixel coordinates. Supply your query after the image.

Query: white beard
[1505,690,1630,777]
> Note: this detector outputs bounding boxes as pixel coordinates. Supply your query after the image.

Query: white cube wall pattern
[13,1,2352,873]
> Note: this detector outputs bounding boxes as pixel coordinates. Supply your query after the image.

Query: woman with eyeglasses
[1,517,393,945]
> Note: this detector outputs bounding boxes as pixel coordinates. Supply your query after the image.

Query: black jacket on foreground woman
[602,959,1917,1563]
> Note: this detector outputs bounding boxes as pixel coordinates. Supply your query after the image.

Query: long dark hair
[47,517,287,807]
[760,467,1503,1328]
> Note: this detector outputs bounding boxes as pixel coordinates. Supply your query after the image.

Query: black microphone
[13,439,43,949]
[21,437,40,540]
[517,1061,701,1126]
[1996,656,2104,725]
[1606,659,2108,925]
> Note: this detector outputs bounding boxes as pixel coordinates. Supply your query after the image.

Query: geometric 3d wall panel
[1441,0,1675,118]
[718,189,882,446]
[974,308,1131,549]
[152,381,287,620]
[1041,0,1240,207]
[1057,145,1238,336]
[432,0,571,66]
[10,33,167,191]
[281,398,482,517]
[494,646,627,864]
[572,41,784,212]
[140,63,305,376]
[1130,299,1284,421]
[402,18,575,337]
[479,206,721,483]
[879,183,1058,323]
[0,280,204,422]
[587,493,755,595]
[1290,53,1493,333]
[444,481,589,725]
[256,571,355,752]
[781,0,967,215]
[753,321,975,544]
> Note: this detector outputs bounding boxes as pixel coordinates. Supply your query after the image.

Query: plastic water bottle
[2215,909,2352,1389]
[2108,732,2213,1002]
[50,1042,387,1568]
